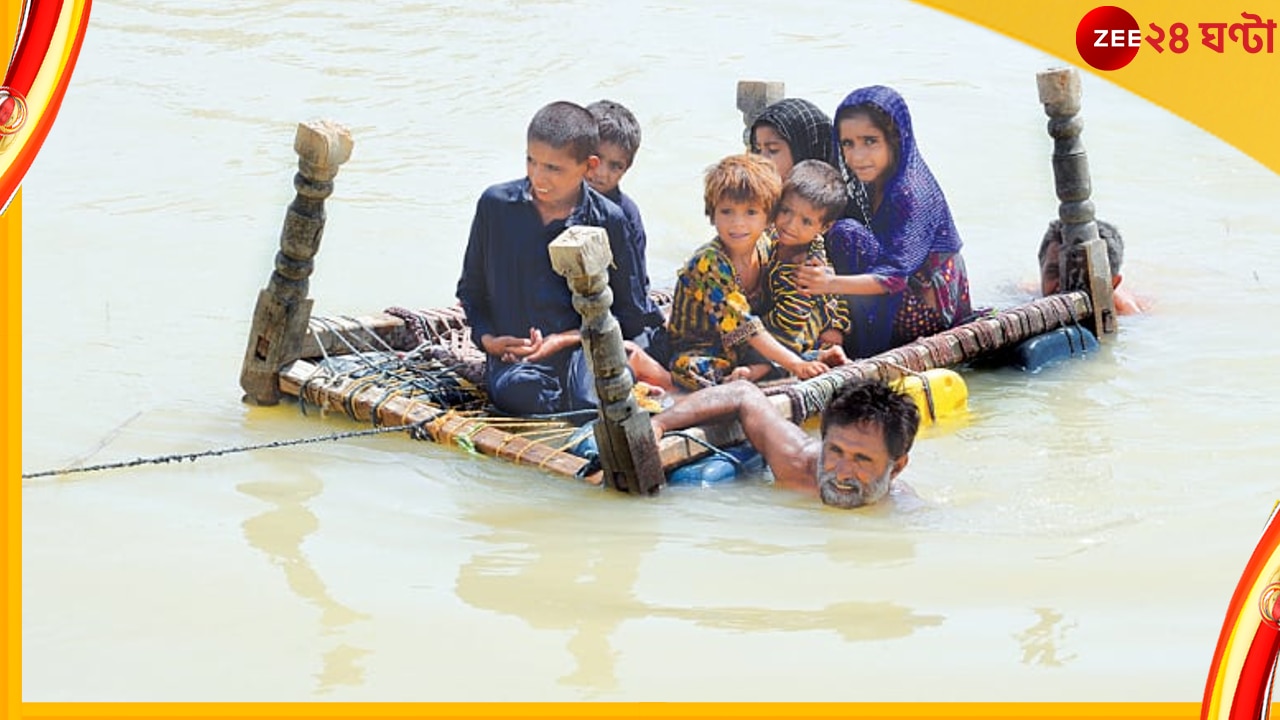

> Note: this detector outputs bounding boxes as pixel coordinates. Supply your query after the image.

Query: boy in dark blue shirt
[456,101,664,416]
[585,100,649,261]
[586,99,672,387]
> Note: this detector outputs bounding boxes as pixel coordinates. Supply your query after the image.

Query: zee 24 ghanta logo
[1076,5,1275,70]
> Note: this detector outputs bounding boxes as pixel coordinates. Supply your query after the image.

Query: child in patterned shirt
[763,159,851,363]
[666,154,836,390]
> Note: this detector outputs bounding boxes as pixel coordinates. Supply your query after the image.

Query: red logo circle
[1076,5,1141,71]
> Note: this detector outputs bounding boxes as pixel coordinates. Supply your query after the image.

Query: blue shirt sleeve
[605,211,663,341]
[456,193,495,348]
[620,193,649,270]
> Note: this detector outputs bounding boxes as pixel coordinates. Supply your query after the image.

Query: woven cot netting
[768,291,1092,422]
[321,289,1080,426]
[303,351,490,421]
[383,290,676,391]
[379,290,1085,424]
[384,305,488,386]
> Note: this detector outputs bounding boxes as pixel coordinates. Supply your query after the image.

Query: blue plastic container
[665,442,763,487]
[1011,325,1099,373]
[569,430,762,487]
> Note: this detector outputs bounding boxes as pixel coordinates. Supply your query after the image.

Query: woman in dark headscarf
[747,98,837,179]
[796,85,972,358]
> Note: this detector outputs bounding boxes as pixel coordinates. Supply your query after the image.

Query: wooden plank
[279,359,597,483]
[276,357,774,483]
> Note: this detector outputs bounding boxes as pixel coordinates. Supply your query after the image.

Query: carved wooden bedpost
[240,120,354,405]
[736,80,785,140]
[549,226,664,496]
[1036,68,1116,337]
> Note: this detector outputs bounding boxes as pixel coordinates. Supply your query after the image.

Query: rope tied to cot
[21,422,427,481]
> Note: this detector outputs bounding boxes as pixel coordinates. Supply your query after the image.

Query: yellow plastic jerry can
[890,368,968,425]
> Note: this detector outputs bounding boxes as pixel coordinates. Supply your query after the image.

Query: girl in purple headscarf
[796,86,972,357]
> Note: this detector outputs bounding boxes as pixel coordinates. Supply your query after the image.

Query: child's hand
[524,328,581,363]
[795,262,832,296]
[482,333,533,362]
[816,345,848,367]
[482,328,551,363]
[787,359,830,379]
[726,363,773,383]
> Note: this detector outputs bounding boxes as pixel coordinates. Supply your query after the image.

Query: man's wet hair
[1039,219,1124,274]
[781,159,847,224]
[586,99,641,166]
[821,378,919,460]
[528,101,599,164]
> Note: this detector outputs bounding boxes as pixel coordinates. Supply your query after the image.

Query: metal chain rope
[21,422,424,481]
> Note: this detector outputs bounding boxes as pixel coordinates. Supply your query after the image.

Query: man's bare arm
[652,380,817,487]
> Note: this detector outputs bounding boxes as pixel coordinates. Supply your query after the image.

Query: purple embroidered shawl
[828,85,963,280]
[824,86,965,356]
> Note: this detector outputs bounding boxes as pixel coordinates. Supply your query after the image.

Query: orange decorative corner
[1201,502,1280,720]
[0,0,93,213]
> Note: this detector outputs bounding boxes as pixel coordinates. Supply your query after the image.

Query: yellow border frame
[7,0,1280,717]
[10,702,1210,718]
[3,187,18,718]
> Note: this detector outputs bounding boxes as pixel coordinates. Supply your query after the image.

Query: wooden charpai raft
[273,289,1092,486]
[242,67,1115,495]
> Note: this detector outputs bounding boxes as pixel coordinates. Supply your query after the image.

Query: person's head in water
[817,378,919,509]
[1038,219,1125,296]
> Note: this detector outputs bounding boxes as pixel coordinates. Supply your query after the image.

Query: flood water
[18,0,1280,702]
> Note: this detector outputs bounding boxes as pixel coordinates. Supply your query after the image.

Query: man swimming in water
[652,377,919,508]
[1039,218,1147,315]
